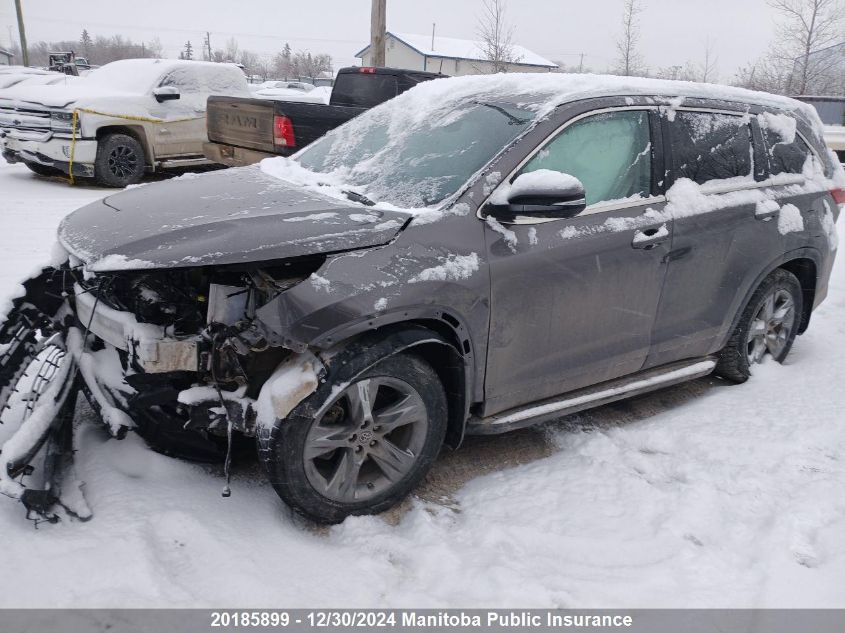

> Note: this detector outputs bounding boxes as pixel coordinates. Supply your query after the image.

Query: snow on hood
[57,167,409,272]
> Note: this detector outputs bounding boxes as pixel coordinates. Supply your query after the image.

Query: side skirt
[466,357,717,435]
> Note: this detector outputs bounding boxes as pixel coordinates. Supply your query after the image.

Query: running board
[157,157,212,169]
[466,358,717,435]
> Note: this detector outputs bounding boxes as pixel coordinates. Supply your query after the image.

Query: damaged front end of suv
[0,169,422,523]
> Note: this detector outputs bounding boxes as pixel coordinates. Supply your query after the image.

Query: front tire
[94,133,146,187]
[715,268,803,383]
[258,353,447,524]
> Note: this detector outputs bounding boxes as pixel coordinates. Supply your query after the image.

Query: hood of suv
[58,166,408,271]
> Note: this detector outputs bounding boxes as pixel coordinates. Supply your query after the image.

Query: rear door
[645,107,783,367]
[483,106,672,415]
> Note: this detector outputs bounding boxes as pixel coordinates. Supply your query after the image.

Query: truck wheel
[715,268,802,383]
[94,133,146,187]
[258,353,447,524]
[24,162,62,177]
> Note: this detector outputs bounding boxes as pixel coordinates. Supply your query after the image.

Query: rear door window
[758,112,812,176]
[518,109,653,207]
[669,111,753,185]
[331,74,398,108]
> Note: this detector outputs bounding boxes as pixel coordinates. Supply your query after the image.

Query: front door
[483,107,671,416]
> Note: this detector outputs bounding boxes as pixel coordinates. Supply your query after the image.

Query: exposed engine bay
[0,256,329,521]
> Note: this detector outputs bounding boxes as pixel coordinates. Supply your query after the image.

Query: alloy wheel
[746,288,796,365]
[107,145,138,179]
[303,376,429,503]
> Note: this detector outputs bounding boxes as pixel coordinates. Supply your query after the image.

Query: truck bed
[206,96,364,156]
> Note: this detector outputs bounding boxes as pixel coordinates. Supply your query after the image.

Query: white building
[355,32,558,76]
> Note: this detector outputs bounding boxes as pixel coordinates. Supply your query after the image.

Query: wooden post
[14,0,29,67]
[370,0,386,67]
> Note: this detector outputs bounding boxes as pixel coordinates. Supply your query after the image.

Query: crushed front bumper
[2,133,97,177]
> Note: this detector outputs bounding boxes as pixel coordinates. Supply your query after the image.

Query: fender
[713,246,824,353]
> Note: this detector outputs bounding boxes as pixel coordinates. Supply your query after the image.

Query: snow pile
[485,216,518,251]
[409,253,480,283]
[778,204,805,235]
[821,201,839,250]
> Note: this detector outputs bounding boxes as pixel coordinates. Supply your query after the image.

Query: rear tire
[258,353,447,524]
[94,133,146,187]
[715,269,803,383]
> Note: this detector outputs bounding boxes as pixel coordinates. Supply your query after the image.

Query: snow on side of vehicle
[408,253,480,283]
[778,204,805,235]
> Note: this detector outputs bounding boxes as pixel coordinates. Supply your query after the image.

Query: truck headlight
[50,111,78,132]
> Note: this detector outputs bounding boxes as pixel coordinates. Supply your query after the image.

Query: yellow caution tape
[67,107,203,185]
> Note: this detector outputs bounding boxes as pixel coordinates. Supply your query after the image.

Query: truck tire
[258,353,447,524]
[94,133,146,187]
[715,268,803,383]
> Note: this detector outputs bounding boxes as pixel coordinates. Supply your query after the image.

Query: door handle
[755,208,779,221]
[632,225,669,250]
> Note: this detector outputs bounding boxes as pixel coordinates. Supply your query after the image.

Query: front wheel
[94,133,146,187]
[715,268,803,383]
[258,353,447,524]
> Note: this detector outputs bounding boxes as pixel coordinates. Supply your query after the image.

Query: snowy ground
[0,156,843,608]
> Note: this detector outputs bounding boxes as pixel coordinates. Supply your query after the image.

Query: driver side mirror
[153,86,181,102]
[486,170,587,223]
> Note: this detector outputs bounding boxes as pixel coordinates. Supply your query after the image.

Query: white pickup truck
[0,58,249,186]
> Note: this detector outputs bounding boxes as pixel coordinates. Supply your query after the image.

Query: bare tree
[615,0,645,76]
[700,38,718,82]
[476,0,521,73]
[768,0,844,94]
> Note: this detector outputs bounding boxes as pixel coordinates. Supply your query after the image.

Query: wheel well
[95,125,152,167]
[779,258,816,334]
[403,320,470,449]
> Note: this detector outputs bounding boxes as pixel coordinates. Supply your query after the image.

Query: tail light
[359,67,377,73]
[273,115,295,148]
[830,188,845,205]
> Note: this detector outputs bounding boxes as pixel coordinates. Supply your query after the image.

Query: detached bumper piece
[0,276,93,524]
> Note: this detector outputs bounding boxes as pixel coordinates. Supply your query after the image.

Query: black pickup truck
[203,66,443,167]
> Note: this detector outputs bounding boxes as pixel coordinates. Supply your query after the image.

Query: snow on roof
[355,31,558,68]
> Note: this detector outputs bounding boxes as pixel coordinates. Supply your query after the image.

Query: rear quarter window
[331,74,398,108]
[669,111,754,185]
[758,112,812,176]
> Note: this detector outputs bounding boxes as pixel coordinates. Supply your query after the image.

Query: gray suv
[0,75,841,524]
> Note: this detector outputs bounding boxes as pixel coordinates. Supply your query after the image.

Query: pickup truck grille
[0,105,51,132]
[207,97,275,153]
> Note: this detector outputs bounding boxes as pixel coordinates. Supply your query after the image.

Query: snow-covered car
[0,74,842,524]
[0,59,249,186]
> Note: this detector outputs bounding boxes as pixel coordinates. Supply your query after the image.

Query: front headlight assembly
[50,111,78,133]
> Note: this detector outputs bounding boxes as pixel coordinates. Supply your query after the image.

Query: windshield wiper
[342,189,376,207]
[473,101,532,126]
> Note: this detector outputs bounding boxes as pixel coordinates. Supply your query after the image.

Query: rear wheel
[94,133,146,187]
[716,269,802,383]
[258,354,447,524]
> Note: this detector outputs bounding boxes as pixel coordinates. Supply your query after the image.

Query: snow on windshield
[261,72,821,212]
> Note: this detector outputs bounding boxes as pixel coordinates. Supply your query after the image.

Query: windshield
[294,99,536,208]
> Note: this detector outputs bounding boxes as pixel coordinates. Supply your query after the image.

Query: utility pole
[206,31,212,61]
[370,0,386,67]
[578,53,584,73]
[431,23,436,51]
[14,0,29,67]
